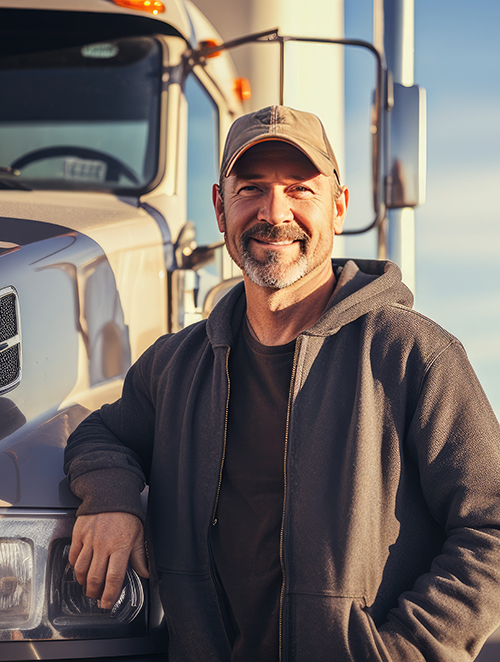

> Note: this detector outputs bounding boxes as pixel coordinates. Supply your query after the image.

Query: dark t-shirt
[210,317,295,661]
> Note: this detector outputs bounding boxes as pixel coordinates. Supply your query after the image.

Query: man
[65,106,500,661]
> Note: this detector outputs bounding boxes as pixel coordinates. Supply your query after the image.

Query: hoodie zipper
[208,346,234,646]
[279,336,301,662]
[212,346,231,526]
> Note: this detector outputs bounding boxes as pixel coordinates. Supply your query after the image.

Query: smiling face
[213,141,348,290]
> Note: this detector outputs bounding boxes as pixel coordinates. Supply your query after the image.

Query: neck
[244,261,335,346]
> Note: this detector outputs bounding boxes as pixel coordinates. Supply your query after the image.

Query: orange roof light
[111,0,165,15]
[234,77,252,101]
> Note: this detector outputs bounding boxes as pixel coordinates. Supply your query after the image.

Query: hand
[68,512,150,610]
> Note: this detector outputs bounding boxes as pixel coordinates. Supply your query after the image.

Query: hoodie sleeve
[64,339,160,522]
[379,340,500,661]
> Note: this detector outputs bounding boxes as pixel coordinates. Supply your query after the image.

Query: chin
[243,255,310,289]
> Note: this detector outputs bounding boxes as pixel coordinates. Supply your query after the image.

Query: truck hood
[0,189,148,240]
[0,191,158,510]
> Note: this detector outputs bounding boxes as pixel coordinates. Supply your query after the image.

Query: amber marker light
[111,0,165,15]
[199,40,222,58]
[234,77,252,101]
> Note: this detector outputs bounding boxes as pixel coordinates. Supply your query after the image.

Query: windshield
[0,36,162,191]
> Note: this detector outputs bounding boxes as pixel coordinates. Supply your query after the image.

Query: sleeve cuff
[70,468,146,522]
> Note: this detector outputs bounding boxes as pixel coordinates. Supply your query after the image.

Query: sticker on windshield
[64,158,107,183]
[81,43,119,59]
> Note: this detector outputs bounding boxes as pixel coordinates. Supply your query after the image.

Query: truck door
[171,71,231,331]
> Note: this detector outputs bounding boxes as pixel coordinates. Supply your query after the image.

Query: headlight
[0,539,33,628]
[0,512,146,641]
[49,539,144,628]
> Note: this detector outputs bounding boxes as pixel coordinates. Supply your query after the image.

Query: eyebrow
[233,172,313,182]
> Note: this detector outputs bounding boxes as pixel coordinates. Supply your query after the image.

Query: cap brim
[222,136,335,179]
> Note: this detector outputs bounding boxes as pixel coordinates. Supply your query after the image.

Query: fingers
[84,548,111,601]
[68,535,83,569]
[68,512,147,609]
[99,549,132,609]
[73,543,94,588]
[69,516,94,586]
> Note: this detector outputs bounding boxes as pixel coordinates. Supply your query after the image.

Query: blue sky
[345,0,500,413]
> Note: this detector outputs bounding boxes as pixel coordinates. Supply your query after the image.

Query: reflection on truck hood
[0,214,74,247]
[0,208,134,508]
[0,399,86,508]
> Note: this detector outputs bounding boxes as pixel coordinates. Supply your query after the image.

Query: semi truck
[7,1,495,661]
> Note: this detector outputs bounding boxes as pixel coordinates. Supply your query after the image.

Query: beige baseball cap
[220,105,341,184]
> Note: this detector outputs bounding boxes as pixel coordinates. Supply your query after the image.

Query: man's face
[213,141,347,289]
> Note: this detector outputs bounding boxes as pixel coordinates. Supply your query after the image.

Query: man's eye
[238,185,260,194]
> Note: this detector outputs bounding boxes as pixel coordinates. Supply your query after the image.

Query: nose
[257,187,293,225]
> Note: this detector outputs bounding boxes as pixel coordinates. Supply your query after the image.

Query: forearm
[64,341,158,512]
[378,526,500,661]
[378,344,500,660]
[65,409,147,518]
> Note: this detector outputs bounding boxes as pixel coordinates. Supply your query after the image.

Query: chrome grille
[0,287,21,393]
[0,345,20,389]
[0,293,17,342]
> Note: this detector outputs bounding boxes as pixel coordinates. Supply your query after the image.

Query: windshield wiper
[0,165,31,190]
[0,165,20,176]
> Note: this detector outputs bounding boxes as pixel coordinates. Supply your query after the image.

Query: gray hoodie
[65,259,500,661]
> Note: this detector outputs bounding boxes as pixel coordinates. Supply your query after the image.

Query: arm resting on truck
[64,341,160,608]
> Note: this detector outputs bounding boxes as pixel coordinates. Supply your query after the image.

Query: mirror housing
[386,83,426,209]
[175,221,224,271]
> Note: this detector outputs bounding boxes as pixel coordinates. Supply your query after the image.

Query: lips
[251,238,296,246]
[241,223,309,246]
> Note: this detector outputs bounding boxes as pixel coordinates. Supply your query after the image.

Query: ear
[333,186,349,235]
[212,183,225,233]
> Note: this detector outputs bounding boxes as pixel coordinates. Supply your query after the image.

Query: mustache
[240,223,309,245]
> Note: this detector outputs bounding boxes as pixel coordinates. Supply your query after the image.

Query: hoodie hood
[206,259,414,347]
[308,258,413,337]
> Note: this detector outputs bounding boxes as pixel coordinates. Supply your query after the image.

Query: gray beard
[242,249,310,288]
[238,223,311,289]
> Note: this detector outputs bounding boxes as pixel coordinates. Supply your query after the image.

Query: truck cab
[0,1,244,658]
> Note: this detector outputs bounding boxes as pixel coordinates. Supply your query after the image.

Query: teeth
[257,240,294,245]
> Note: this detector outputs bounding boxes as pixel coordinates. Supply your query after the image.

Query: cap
[220,105,340,184]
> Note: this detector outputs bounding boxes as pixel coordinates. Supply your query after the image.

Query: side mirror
[180,241,225,271]
[175,221,224,271]
[386,82,426,209]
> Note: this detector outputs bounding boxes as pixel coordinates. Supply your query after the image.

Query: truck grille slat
[0,287,21,393]
[0,344,20,388]
[0,293,17,342]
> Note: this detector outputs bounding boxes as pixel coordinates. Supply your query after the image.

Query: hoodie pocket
[286,594,395,662]
[360,599,395,662]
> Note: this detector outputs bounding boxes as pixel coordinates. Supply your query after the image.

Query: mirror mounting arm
[186,31,389,236]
